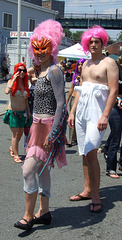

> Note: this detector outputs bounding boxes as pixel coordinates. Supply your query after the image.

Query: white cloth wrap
[75,81,109,156]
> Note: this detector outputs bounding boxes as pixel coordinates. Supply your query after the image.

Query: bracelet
[117,97,121,101]
[7,86,12,89]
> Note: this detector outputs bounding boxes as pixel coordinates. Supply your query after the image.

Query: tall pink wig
[81,25,109,53]
[29,19,65,63]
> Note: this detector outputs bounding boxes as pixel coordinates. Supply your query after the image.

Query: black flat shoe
[33,212,52,225]
[66,143,72,147]
[14,218,34,231]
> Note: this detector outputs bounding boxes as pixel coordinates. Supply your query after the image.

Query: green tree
[107,36,114,44]
[72,31,84,42]
[63,29,84,42]
[63,29,72,38]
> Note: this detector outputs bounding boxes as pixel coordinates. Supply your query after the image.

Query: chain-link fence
[0,37,32,79]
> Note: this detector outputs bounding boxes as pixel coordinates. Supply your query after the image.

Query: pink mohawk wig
[29,19,65,63]
[81,25,109,53]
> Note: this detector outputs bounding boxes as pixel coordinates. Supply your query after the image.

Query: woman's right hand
[43,138,53,153]
[13,71,20,81]
[67,112,75,128]
[5,71,20,94]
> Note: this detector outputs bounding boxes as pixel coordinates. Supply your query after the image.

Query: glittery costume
[34,73,57,116]
[25,64,67,169]
[23,20,67,196]
[75,82,109,156]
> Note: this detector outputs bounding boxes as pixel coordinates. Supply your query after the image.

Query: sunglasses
[17,68,26,73]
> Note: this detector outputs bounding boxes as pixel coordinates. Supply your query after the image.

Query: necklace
[34,69,39,78]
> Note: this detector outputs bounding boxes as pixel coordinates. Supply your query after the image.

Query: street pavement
[0,79,122,240]
[0,80,9,115]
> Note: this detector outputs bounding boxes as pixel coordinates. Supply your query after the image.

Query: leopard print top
[33,75,57,115]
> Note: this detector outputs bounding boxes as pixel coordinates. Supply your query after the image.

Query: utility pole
[88,5,92,28]
[116,9,118,19]
[17,0,21,63]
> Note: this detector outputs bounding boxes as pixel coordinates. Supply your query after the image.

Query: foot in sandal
[14,156,22,163]
[106,170,119,179]
[9,147,14,157]
[90,203,102,213]
[69,193,91,201]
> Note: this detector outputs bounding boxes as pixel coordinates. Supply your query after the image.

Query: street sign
[10,31,33,38]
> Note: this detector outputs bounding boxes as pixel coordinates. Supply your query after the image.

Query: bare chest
[83,63,108,84]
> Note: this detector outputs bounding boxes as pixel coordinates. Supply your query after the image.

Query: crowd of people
[2,20,122,231]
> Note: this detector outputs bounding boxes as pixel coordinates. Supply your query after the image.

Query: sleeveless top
[33,75,57,115]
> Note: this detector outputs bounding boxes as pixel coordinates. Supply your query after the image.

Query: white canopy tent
[58,43,91,60]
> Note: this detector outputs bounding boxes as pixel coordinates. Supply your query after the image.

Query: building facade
[106,42,122,55]
[0,0,57,71]
[42,0,65,18]
[23,0,42,6]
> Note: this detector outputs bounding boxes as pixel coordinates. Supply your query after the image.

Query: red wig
[11,63,30,97]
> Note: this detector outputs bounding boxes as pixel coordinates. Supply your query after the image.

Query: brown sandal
[90,203,102,213]
[14,156,22,163]
[69,194,91,201]
[9,147,14,157]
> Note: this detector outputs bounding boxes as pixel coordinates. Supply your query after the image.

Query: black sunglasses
[17,68,26,73]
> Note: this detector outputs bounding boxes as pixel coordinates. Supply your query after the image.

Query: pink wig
[81,25,109,53]
[29,19,65,63]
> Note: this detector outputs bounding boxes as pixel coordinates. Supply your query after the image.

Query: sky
[64,0,122,40]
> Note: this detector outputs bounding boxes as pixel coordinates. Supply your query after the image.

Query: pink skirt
[25,115,67,168]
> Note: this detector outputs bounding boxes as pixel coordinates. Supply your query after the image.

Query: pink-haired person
[14,19,67,231]
[68,25,118,212]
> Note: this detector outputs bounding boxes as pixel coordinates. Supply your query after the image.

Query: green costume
[3,110,26,128]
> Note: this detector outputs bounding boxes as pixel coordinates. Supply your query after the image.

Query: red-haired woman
[3,63,31,163]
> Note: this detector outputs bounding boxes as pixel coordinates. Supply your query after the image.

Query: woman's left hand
[27,111,32,119]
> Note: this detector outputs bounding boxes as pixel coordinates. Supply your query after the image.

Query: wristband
[7,86,12,89]
[117,97,121,101]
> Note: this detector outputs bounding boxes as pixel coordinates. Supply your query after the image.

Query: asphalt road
[0,80,122,240]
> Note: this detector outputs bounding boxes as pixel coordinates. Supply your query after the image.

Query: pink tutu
[25,115,67,168]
